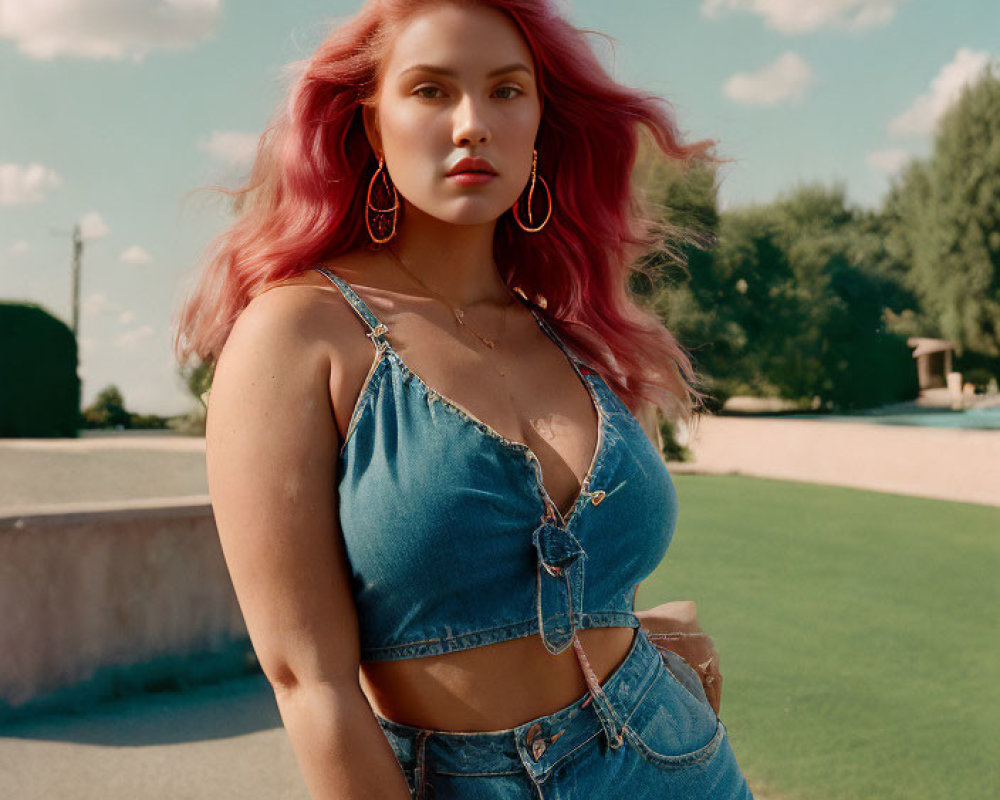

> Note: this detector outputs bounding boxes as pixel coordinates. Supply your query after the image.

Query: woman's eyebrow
[399,62,533,79]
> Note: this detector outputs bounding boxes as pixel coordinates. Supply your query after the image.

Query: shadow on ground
[0,673,280,747]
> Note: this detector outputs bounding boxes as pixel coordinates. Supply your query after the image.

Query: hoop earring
[512,149,552,233]
[366,155,399,244]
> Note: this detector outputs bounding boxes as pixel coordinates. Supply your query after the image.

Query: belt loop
[571,633,627,750]
[413,729,431,800]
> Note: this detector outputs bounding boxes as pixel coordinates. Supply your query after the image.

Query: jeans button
[531,737,547,760]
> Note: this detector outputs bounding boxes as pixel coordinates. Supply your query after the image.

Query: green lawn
[635,474,1000,800]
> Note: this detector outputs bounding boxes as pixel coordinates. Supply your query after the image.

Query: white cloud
[83,291,111,317]
[116,324,155,349]
[10,240,31,254]
[118,310,137,325]
[0,163,61,205]
[723,52,814,106]
[888,48,996,136]
[78,211,109,240]
[120,245,153,265]
[701,0,909,34]
[0,0,222,62]
[198,130,259,168]
[866,148,912,175]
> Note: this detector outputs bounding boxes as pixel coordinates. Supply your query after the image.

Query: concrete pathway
[0,432,206,511]
[669,414,1000,508]
[3,406,998,511]
[0,673,308,800]
[0,672,778,800]
[2,414,994,799]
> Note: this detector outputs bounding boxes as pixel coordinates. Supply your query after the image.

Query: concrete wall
[2,420,994,724]
[0,497,254,723]
[670,416,1000,508]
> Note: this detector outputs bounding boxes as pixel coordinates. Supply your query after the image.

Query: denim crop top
[315,267,679,662]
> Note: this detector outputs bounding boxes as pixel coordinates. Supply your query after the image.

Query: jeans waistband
[374,628,663,781]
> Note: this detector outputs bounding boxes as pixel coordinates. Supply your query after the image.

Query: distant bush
[128,413,171,429]
[82,384,130,428]
[963,367,996,393]
[81,384,172,429]
[167,358,214,437]
[166,409,206,436]
[0,302,80,437]
[659,416,692,462]
[824,330,921,411]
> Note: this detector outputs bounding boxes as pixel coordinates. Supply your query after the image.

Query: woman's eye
[412,85,522,101]
[414,86,443,99]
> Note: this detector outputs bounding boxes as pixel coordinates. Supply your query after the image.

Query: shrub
[0,302,80,437]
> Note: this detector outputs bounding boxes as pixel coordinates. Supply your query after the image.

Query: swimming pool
[775,403,1000,431]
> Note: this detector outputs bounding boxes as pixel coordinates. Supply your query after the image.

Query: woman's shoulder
[226,255,382,383]
[250,255,350,304]
[217,253,389,439]
[238,254,371,342]
[210,259,368,404]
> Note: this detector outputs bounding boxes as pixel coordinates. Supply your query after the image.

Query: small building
[906,337,955,390]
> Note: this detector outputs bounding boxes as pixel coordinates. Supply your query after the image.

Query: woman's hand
[635,600,723,714]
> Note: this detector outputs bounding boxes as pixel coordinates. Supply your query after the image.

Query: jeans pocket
[623,655,725,770]
[657,646,716,715]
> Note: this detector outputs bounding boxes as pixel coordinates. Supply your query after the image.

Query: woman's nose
[452,96,490,146]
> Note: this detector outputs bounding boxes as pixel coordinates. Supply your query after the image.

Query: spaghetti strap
[522,301,591,373]
[313,266,389,344]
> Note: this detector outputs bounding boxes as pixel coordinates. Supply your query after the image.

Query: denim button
[526,723,547,761]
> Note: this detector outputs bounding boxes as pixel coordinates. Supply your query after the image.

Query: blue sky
[2,0,998,416]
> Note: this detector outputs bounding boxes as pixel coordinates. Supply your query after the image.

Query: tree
[906,62,1000,357]
[82,384,131,429]
[168,359,215,435]
[631,149,738,408]
[181,359,215,407]
[641,172,920,410]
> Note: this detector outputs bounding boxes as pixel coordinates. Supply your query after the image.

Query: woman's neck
[388,207,509,307]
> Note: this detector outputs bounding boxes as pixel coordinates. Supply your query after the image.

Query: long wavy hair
[173,0,722,425]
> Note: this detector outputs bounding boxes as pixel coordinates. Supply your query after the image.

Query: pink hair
[173,0,722,424]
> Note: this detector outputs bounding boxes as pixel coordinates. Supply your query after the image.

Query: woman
[175,0,753,797]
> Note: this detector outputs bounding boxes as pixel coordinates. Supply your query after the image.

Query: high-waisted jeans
[374,628,755,799]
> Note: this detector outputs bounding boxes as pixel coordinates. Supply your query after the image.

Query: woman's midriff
[358,626,637,732]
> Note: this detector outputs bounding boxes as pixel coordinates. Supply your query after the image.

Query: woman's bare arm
[205,287,411,800]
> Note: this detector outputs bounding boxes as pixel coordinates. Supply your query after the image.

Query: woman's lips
[447,172,497,186]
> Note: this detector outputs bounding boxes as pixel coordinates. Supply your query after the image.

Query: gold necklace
[383,245,518,377]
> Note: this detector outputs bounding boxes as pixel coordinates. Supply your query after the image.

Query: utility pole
[71,222,83,338]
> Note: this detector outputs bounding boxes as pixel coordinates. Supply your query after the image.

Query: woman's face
[366,2,543,228]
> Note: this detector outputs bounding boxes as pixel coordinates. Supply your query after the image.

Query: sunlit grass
[636,474,1000,800]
